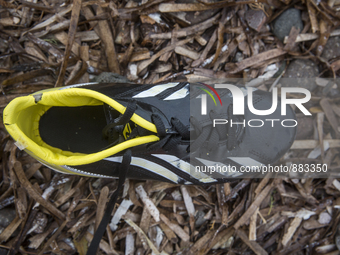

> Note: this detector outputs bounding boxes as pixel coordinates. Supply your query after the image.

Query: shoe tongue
[103,104,136,140]
[103,103,118,124]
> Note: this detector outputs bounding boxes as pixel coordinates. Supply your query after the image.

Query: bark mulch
[1,0,340,254]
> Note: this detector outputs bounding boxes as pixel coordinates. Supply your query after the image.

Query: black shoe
[3,82,296,184]
[4,81,297,254]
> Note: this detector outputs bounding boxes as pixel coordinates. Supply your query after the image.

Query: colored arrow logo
[198,83,223,106]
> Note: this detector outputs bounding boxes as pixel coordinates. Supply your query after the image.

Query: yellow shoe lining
[3,87,159,166]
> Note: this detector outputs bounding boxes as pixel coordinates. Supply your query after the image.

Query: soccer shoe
[3,82,297,184]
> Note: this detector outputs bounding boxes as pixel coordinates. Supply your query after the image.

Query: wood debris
[1,0,340,254]
[135,184,160,222]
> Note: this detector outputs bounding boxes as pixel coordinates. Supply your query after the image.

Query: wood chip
[96,6,120,74]
[55,0,82,87]
[159,223,178,243]
[281,217,303,247]
[28,222,58,249]
[187,230,214,255]
[234,183,272,229]
[27,5,73,33]
[37,220,67,255]
[249,208,259,241]
[0,216,23,243]
[283,26,300,52]
[137,37,192,73]
[54,31,80,56]
[192,29,217,67]
[149,13,220,39]
[109,199,133,231]
[13,161,65,220]
[75,31,100,42]
[160,214,190,242]
[284,29,340,43]
[180,186,195,216]
[175,46,200,60]
[95,186,109,231]
[125,232,135,255]
[291,140,340,149]
[231,49,286,74]
[125,219,165,255]
[135,184,160,222]
[236,229,268,255]
[307,1,319,33]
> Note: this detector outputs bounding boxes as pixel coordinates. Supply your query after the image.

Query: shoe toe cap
[242,91,297,164]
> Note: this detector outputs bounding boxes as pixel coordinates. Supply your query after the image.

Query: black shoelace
[87,100,242,254]
[86,149,131,255]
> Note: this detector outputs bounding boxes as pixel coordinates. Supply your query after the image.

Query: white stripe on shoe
[132,83,179,98]
[163,84,190,100]
[104,156,180,183]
